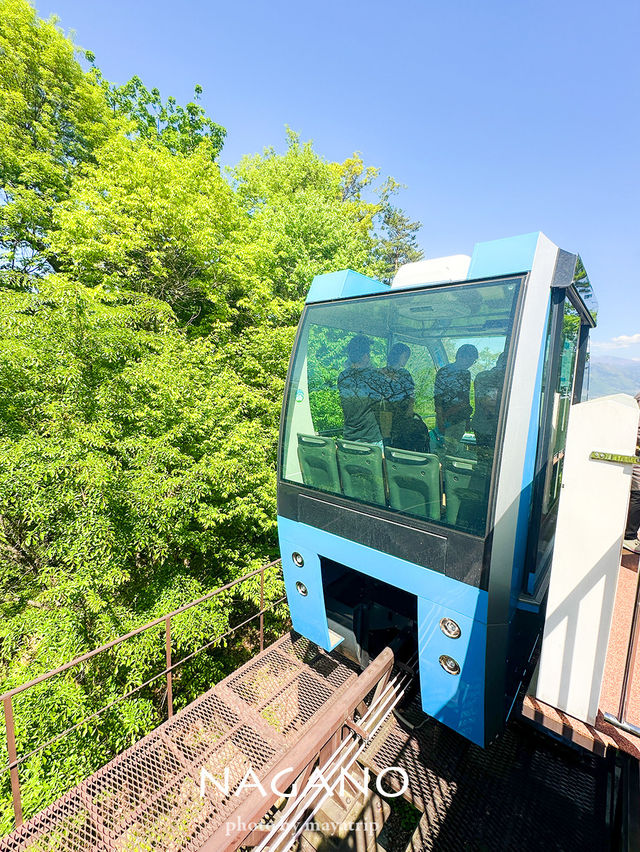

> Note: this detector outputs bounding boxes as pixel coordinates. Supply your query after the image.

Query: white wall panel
[536,394,639,723]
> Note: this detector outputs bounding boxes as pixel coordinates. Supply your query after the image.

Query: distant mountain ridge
[587,355,640,399]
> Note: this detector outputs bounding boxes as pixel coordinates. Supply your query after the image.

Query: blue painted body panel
[306,269,389,304]
[278,515,489,746]
[278,517,487,621]
[467,232,540,280]
[418,597,486,745]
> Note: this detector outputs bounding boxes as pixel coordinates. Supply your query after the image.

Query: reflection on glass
[573,256,598,324]
[532,295,580,577]
[543,299,579,513]
[337,334,385,443]
[282,278,522,535]
[435,344,479,454]
[472,351,508,452]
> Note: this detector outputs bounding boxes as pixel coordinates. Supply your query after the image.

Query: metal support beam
[3,696,22,827]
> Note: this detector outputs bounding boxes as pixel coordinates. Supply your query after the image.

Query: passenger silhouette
[337,334,384,444]
[473,350,508,453]
[379,344,430,452]
[434,344,479,454]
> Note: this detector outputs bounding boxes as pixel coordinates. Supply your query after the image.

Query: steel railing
[603,554,640,738]
[206,646,399,852]
[0,558,286,829]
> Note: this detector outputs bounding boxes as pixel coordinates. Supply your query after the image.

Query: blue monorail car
[277,232,597,747]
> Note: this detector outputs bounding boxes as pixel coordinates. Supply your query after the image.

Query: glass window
[543,299,579,513]
[281,278,522,535]
[531,296,580,576]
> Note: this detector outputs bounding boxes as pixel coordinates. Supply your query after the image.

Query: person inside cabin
[337,334,384,445]
[434,344,479,454]
[622,390,640,554]
[379,344,430,452]
[472,350,508,455]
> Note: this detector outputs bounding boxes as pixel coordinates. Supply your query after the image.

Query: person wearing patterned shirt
[338,334,385,444]
[379,343,430,452]
[472,350,508,453]
[434,344,479,453]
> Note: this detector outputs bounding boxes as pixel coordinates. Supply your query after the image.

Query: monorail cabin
[277,232,597,747]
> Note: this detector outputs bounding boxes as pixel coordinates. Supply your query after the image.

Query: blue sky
[35,0,640,359]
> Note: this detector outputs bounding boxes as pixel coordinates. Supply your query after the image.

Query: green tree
[232,130,382,319]
[0,0,227,277]
[0,0,115,273]
[375,179,424,282]
[377,205,424,281]
[104,75,226,159]
[0,275,284,828]
[50,136,245,325]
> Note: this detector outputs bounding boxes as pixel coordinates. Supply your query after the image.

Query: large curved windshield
[281,277,522,535]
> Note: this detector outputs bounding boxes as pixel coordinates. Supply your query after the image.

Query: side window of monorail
[543,299,579,513]
[532,296,580,575]
[282,279,522,536]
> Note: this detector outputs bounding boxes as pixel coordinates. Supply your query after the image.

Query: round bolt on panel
[439,654,461,675]
[296,581,308,596]
[292,552,304,567]
[440,617,462,639]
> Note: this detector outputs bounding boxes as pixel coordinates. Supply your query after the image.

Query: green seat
[336,440,386,506]
[443,455,478,526]
[297,434,341,493]
[385,448,441,520]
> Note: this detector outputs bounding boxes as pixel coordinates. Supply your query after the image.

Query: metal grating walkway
[1,633,358,852]
[361,698,609,851]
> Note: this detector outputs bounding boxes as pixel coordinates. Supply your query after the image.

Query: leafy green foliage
[0,275,287,828]
[232,131,376,318]
[377,204,424,282]
[0,0,116,273]
[104,75,226,159]
[50,136,243,323]
[0,1,423,831]
[232,130,421,316]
